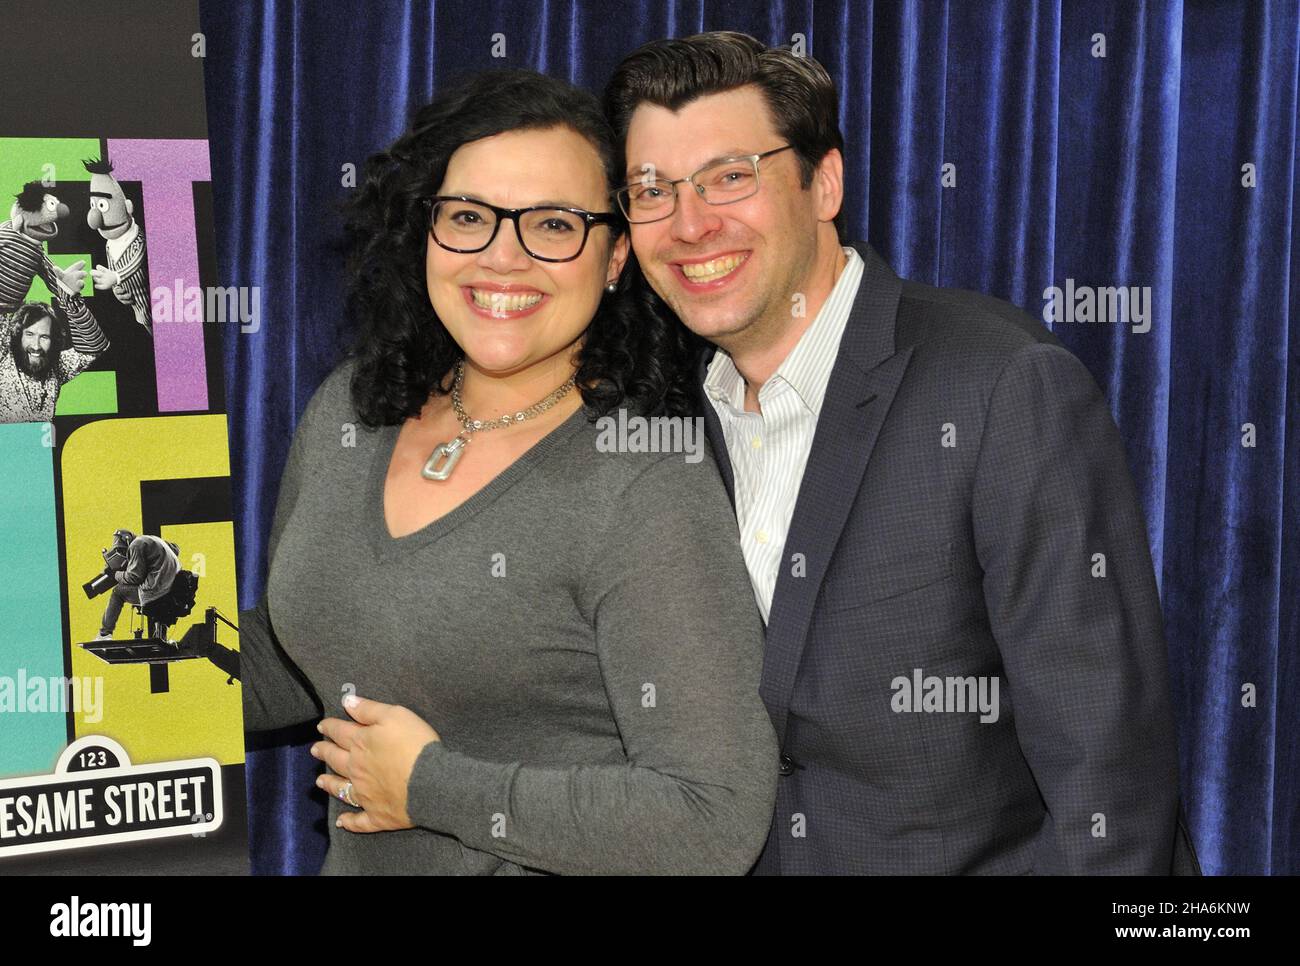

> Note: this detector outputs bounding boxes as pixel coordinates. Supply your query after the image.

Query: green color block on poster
[0,137,101,185]
[31,254,95,299]
[54,371,118,415]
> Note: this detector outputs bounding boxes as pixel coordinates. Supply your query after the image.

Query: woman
[238,69,778,874]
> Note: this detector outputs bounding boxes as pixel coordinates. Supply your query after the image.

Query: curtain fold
[200,0,1299,875]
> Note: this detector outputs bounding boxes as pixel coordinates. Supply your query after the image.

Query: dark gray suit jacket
[699,241,1201,874]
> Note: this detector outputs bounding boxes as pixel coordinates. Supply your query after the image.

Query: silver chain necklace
[420,360,577,481]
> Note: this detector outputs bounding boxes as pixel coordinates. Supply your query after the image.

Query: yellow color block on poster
[60,415,244,767]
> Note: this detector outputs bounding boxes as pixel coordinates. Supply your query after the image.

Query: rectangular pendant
[421,438,466,481]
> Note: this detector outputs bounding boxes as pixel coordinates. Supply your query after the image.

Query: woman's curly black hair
[337,69,703,428]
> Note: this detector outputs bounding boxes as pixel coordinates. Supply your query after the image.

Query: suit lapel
[760,243,909,743]
[691,243,910,742]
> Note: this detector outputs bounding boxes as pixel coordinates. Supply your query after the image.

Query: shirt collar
[703,246,864,417]
[703,342,746,411]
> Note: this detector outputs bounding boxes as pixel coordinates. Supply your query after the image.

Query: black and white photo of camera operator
[92,529,181,644]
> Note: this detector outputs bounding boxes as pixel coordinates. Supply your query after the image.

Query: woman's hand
[312,694,440,833]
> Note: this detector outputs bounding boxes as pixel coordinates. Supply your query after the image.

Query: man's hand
[311,694,440,833]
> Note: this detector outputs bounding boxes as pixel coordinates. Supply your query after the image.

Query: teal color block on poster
[0,423,70,776]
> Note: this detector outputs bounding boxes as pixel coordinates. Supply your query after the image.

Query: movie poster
[0,1,248,874]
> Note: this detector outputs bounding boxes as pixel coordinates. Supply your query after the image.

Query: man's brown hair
[604,30,846,239]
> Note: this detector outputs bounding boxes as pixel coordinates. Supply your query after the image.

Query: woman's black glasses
[425,195,620,262]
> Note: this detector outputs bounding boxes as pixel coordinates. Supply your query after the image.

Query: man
[0,301,107,423]
[605,31,1200,874]
[93,529,181,642]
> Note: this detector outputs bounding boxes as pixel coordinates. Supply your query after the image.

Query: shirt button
[778,754,796,777]
[751,437,762,450]
[755,530,769,544]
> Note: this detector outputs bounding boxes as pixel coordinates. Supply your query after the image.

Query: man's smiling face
[622,85,828,352]
[18,315,54,378]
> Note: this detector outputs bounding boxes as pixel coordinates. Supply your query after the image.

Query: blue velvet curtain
[200,0,1300,876]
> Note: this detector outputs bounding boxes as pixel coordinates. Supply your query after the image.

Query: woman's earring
[605,281,617,293]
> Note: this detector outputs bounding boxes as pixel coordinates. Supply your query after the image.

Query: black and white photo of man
[93,529,181,642]
[0,302,108,423]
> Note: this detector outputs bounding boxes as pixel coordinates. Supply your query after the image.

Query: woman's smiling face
[425,125,628,380]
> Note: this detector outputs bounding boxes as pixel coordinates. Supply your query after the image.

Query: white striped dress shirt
[703,246,864,623]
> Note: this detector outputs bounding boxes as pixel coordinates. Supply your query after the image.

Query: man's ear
[813,148,845,226]
[126,198,134,216]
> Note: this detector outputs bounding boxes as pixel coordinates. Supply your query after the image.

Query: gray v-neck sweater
[238,358,778,875]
